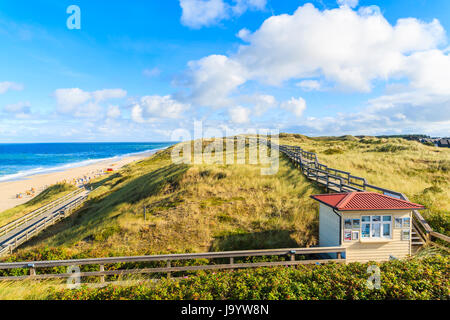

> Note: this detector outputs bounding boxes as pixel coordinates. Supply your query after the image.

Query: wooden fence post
[167,261,171,278]
[99,264,105,283]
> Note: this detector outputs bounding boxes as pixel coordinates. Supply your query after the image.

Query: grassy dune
[10,143,320,259]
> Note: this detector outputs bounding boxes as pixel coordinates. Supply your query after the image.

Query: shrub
[48,255,449,300]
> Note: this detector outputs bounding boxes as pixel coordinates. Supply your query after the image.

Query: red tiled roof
[310,192,425,211]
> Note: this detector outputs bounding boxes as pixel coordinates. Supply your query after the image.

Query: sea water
[0,142,174,182]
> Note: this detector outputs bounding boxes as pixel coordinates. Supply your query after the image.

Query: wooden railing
[0,192,88,256]
[0,188,84,238]
[0,247,346,282]
[269,142,449,245]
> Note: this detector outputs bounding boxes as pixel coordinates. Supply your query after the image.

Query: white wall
[319,203,341,250]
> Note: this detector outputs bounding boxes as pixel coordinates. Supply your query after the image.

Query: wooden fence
[0,192,88,256]
[0,247,346,283]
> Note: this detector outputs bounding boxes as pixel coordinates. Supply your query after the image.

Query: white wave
[0,145,171,183]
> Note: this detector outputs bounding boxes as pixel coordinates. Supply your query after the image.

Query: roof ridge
[335,192,357,209]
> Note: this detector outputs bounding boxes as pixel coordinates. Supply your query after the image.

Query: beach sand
[0,151,157,213]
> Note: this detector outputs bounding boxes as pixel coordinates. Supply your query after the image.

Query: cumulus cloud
[236,3,445,90]
[182,2,446,113]
[228,106,251,124]
[180,0,228,28]
[281,97,307,117]
[179,0,266,28]
[0,81,23,94]
[131,95,190,123]
[337,0,359,8]
[54,88,91,113]
[53,88,127,117]
[184,55,247,108]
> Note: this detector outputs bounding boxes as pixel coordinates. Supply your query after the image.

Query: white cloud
[240,94,277,116]
[236,4,445,91]
[54,88,91,113]
[179,0,266,29]
[229,106,251,124]
[337,0,359,8]
[54,88,127,116]
[0,81,23,94]
[180,0,228,28]
[92,89,127,101]
[185,55,247,108]
[281,97,306,117]
[182,2,446,115]
[131,95,190,123]
[296,80,321,91]
[106,105,121,119]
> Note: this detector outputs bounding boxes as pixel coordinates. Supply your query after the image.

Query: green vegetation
[6,254,442,300]
[0,183,76,226]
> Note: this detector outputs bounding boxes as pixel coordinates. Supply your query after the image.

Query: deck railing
[0,192,88,256]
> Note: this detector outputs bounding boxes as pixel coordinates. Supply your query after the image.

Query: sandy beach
[0,151,157,213]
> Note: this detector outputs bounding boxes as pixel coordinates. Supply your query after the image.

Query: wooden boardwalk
[0,188,89,256]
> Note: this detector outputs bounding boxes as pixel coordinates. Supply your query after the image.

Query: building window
[360,215,392,239]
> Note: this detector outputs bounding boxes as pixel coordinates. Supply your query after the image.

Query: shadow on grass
[21,163,189,248]
[209,230,300,252]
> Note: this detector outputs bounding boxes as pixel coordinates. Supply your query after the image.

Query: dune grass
[0,183,76,227]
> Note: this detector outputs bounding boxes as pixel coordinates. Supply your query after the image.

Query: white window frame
[360,215,392,239]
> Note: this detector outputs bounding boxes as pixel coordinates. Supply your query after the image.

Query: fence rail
[0,188,84,238]
[273,141,449,245]
[0,247,346,282]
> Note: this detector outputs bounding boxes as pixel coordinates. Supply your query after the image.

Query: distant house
[437,138,450,148]
[311,192,425,263]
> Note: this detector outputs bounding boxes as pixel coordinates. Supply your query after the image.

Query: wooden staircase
[411,224,426,254]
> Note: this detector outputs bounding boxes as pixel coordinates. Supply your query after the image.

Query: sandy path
[0,151,157,213]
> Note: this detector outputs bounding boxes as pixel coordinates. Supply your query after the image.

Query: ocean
[0,142,174,182]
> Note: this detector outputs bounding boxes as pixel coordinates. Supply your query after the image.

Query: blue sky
[0,0,449,142]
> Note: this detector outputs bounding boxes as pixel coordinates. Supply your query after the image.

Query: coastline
[0,149,161,213]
